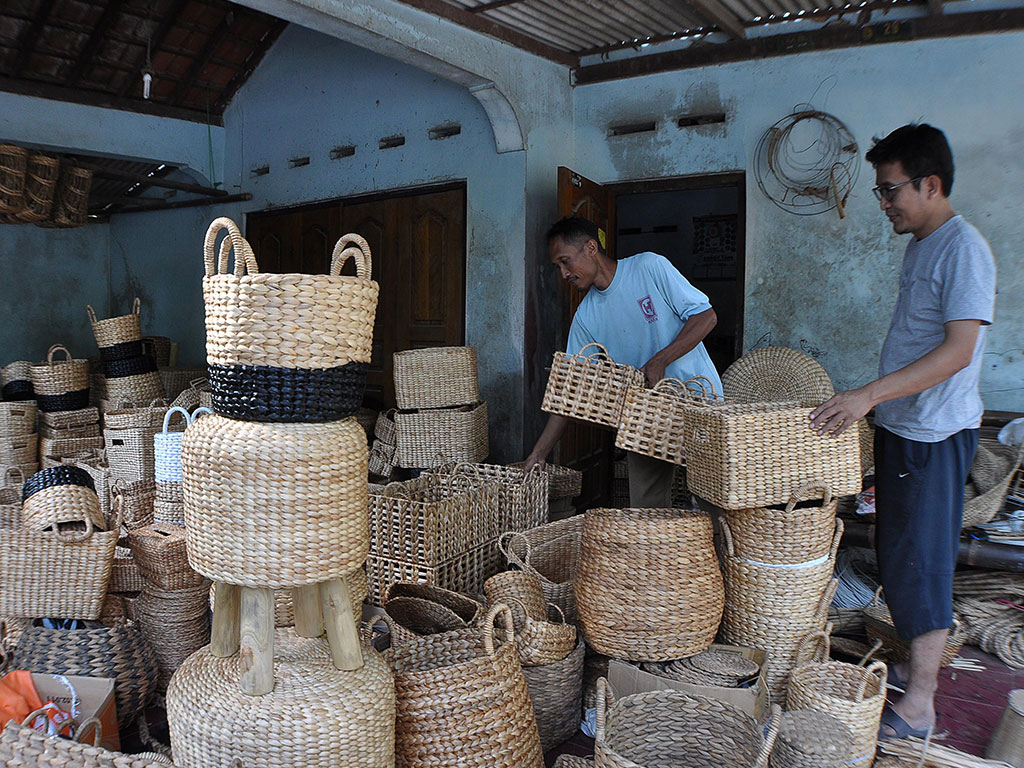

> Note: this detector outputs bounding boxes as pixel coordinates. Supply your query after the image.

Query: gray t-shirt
[875,215,996,442]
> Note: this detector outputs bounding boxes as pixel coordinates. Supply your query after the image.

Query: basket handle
[576,342,612,361]
[871,585,884,607]
[76,716,102,746]
[685,374,721,399]
[595,677,616,744]
[546,602,567,625]
[794,623,832,665]
[828,518,844,561]
[3,466,24,488]
[498,530,531,569]
[86,305,98,325]
[191,406,213,421]
[856,660,888,701]
[162,406,192,433]
[482,602,515,656]
[814,579,839,624]
[131,297,141,316]
[719,517,736,557]
[47,344,72,365]
[650,377,689,397]
[204,217,258,277]
[330,234,373,279]
[54,511,95,543]
[20,708,78,734]
[381,481,411,499]
[753,704,782,768]
[784,479,833,512]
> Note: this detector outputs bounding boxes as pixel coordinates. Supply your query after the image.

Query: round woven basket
[721,346,834,404]
[104,369,166,408]
[595,678,780,768]
[387,604,544,768]
[724,480,837,564]
[770,710,854,768]
[523,637,585,752]
[136,580,211,687]
[1,361,34,401]
[0,143,28,213]
[15,154,59,222]
[385,582,483,623]
[385,595,470,646]
[501,515,583,624]
[167,629,395,768]
[0,401,37,436]
[21,465,105,531]
[512,601,578,667]
[87,298,142,349]
[575,508,724,661]
[182,413,368,587]
[30,345,89,411]
[485,569,547,620]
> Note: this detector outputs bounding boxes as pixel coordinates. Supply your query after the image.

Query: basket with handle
[103,399,169,430]
[20,464,105,531]
[770,709,854,768]
[595,677,781,768]
[523,636,585,752]
[393,346,479,409]
[102,356,165,408]
[394,402,489,469]
[542,342,645,428]
[433,461,548,532]
[110,544,145,593]
[154,406,211,483]
[158,366,207,403]
[0,400,37,436]
[374,407,397,443]
[484,568,548,621]
[128,521,206,590]
[510,459,583,500]
[500,514,583,624]
[385,581,484,625]
[368,438,396,477]
[1,360,34,401]
[614,375,720,464]
[385,595,474,647]
[40,405,99,431]
[0,466,23,528]
[366,537,503,607]
[87,298,142,349]
[30,345,89,412]
[510,600,578,666]
[0,143,28,213]
[963,442,1024,529]
[111,478,157,530]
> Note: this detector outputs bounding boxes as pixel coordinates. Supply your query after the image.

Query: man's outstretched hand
[641,356,667,388]
[810,388,872,436]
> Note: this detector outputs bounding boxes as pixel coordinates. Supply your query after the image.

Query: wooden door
[247,205,339,274]
[555,167,616,510]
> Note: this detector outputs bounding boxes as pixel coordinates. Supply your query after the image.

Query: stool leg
[320,577,363,671]
[239,587,274,695]
[292,585,324,638]
[210,583,240,658]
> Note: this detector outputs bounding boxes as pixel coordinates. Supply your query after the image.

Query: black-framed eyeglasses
[872,177,925,202]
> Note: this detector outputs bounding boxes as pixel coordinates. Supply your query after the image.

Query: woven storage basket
[615,376,718,464]
[385,595,472,646]
[0,400,37,435]
[159,367,206,403]
[39,435,105,467]
[65,452,112,519]
[393,346,479,409]
[168,629,395,768]
[15,153,59,222]
[524,636,585,752]
[681,399,861,509]
[511,601,577,666]
[0,467,22,528]
[575,507,724,661]
[770,709,854,768]
[368,438,396,477]
[11,618,159,726]
[501,514,583,624]
[104,399,169,430]
[436,462,548,532]
[542,342,645,428]
[30,345,89,412]
[20,464,104,531]
[724,480,837,565]
[511,460,583,500]
[863,590,966,667]
[0,433,37,465]
[387,603,544,768]
[48,165,92,227]
[1,361,34,400]
[786,629,888,768]
[105,412,165,482]
[154,406,211,483]
[112,478,156,529]
[394,401,489,468]
[963,442,1023,529]
[374,408,397,442]
[0,716,171,768]
[88,298,142,349]
[0,143,27,213]
[153,480,183,525]
[142,336,173,367]
[103,367,166,409]
[169,377,210,412]
[385,581,483,625]
[110,544,145,593]
[366,537,502,607]
[128,522,205,590]
[136,580,211,687]
[41,405,99,430]
[39,420,101,440]
[595,678,781,768]
[485,569,548,621]
[183,413,368,588]
[721,346,835,403]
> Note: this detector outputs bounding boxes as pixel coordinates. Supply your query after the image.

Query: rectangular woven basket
[394,401,488,469]
[393,346,479,409]
[682,400,862,509]
[542,343,644,428]
[427,462,549,533]
[365,537,502,606]
[615,377,712,465]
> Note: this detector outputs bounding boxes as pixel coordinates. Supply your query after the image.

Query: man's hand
[810,388,873,436]
[641,356,667,388]
[523,451,547,473]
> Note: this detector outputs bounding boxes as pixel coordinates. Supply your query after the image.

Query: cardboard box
[31,673,119,751]
[607,644,768,721]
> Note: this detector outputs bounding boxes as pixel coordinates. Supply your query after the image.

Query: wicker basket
[433,462,548,533]
[374,408,397,443]
[862,589,966,667]
[595,678,781,768]
[168,629,395,768]
[366,537,502,607]
[368,438,396,477]
[104,367,166,409]
[485,569,548,621]
[15,154,59,222]
[20,464,102,527]
[724,480,837,564]
[0,466,23,528]
[542,342,645,428]
[0,400,37,436]
[154,406,210,483]
[614,376,716,465]
[0,433,37,466]
[0,143,28,213]
[393,346,479,409]
[512,601,578,666]
[159,367,206,402]
[110,544,145,593]
[39,420,101,441]
[963,442,1023,529]
[511,460,583,500]
[500,515,583,624]
[30,345,89,412]
[49,165,92,227]
[41,405,99,430]
[0,715,171,767]
[1,361,34,401]
[387,603,544,768]
[136,580,211,687]
[112,478,157,530]
[681,399,861,509]
[182,413,368,588]
[721,346,835,404]
[770,710,854,768]
[153,480,183,525]
[576,508,724,661]
[394,401,489,468]
[128,522,205,590]
[88,298,142,349]
[39,435,105,467]
[385,595,473,646]
[524,636,585,752]
[385,581,484,625]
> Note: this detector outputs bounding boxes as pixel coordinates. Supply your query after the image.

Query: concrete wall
[573,31,1024,411]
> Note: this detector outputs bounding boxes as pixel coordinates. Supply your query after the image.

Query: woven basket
[0,400,37,435]
[485,569,548,621]
[41,405,99,431]
[542,342,645,428]
[168,629,395,768]
[20,464,103,528]
[368,438,396,477]
[394,401,489,468]
[128,522,205,590]
[11,618,159,726]
[39,420,101,440]
[88,298,141,349]
[0,433,37,465]
[39,435,105,467]
[142,336,173,367]
[30,345,89,412]
[511,460,583,500]
[153,480,184,525]
[159,367,206,402]
[0,143,27,213]
[374,408,397,443]
[501,515,583,624]
[524,636,585,752]
[963,442,1023,529]
[104,409,167,482]
[575,507,724,661]
[168,377,210,412]
[0,716,171,767]
[136,580,211,687]
[724,479,837,564]
[681,399,861,509]
[385,581,483,624]
[0,466,23,528]
[988,689,1024,766]
[393,346,479,409]
[103,399,168,429]
[786,629,888,768]
[862,590,966,667]
[385,595,472,646]
[99,339,145,363]
[721,346,835,403]
[615,376,717,464]
[14,154,59,222]
[182,413,368,588]
[387,603,544,768]
[366,537,502,607]
[1,361,34,401]
[104,369,166,409]
[595,678,780,768]
[436,462,548,533]
[512,601,578,666]
[770,710,854,768]
[110,544,145,593]
[154,406,210,483]
[112,478,156,529]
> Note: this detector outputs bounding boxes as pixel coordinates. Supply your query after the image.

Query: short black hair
[546,216,604,254]
[865,123,954,197]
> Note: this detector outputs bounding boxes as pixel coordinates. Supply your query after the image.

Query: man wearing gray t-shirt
[811,124,996,740]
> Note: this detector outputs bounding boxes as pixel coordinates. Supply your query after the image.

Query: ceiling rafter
[12,0,57,77]
[67,0,127,86]
[116,0,190,97]
[214,16,287,111]
[172,6,238,106]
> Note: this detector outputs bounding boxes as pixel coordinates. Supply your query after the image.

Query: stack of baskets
[38,405,102,466]
[169,217,393,768]
[0,400,37,482]
[88,299,166,409]
[369,408,397,479]
[0,151,59,224]
[392,346,488,468]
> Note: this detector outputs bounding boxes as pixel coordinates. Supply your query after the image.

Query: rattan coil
[615,376,717,464]
[394,401,489,468]
[524,636,585,752]
[0,433,37,465]
[436,462,548,532]
[542,342,645,428]
[182,413,368,587]
[0,143,27,213]
[575,508,724,660]
[724,480,837,564]
[0,400,36,435]
[30,345,89,405]
[0,718,171,767]
[501,515,583,624]
[770,710,854,768]
[14,154,59,222]
[722,346,835,403]
[128,522,206,590]
[88,298,142,349]
[393,346,479,409]
[366,537,502,607]
[136,580,212,687]
[681,399,861,509]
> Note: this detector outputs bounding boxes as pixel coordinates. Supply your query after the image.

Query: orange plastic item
[0,670,43,727]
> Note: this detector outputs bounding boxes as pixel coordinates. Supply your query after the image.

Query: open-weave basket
[438,462,548,532]
[501,514,583,623]
[863,589,966,667]
[511,460,583,499]
[393,346,479,409]
[963,442,1023,529]
[770,709,854,768]
[721,346,835,403]
[0,400,37,435]
[128,521,205,590]
[394,401,489,468]
[0,715,171,767]
[542,342,645,428]
[575,507,724,660]
[724,479,837,564]
[182,413,368,587]
[0,143,27,213]
[595,678,781,768]
[615,376,718,464]
[366,536,502,606]
[524,636,585,752]
[14,153,59,222]
[168,629,395,768]
[681,399,861,509]
[786,628,888,768]
[387,603,544,768]
[30,345,89,412]
[88,298,142,349]
[50,165,93,227]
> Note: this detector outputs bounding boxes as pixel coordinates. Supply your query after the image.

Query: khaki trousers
[626,451,675,508]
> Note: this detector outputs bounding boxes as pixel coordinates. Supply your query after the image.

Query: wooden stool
[209,579,363,695]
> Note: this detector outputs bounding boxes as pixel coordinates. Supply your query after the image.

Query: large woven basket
[21,465,104,531]
[614,376,716,464]
[542,342,645,428]
[1,360,34,400]
[575,508,724,661]
[721,346,835,403]
[41,405,99,430]
[595,678,780,768]
[15,153,59,222]
[393,346,479,409]
[0,716,171,767]
[681,399,861,509]
[387,603,544,768]
[0,466,22,528]
[963,442,1023,529]
[136,580,211,687]
[501,515,583,624]
[168,629,395,768]
[0,400,37,436]
[724,479,837,564]
[523,636,585,752]
[394,401,489,468]
[386,581,484,625]
[431,461,548,533]
[183,413,368,587]
[87,298,142,349]
[366,537,502,607]
[103,365,166,410]
[770,709,854,768]
[0,143,27,213]
[30,345,89,412]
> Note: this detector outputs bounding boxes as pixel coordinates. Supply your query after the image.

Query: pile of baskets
[1,400,38,495]
[0,145,92,227]
[88,299,166,411]
[38,405,102,467]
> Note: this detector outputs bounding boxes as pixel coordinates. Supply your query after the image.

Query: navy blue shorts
[874,426,978,639]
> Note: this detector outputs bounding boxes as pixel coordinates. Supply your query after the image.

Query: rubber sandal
[878,703,935,741]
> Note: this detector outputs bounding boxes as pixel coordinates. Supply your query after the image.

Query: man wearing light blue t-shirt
[524,217,722,508]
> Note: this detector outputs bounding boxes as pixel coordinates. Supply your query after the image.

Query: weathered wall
[573,31,1024,411]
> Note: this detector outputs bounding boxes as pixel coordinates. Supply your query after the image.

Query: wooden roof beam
[673,0,747,39]
[469,0,531,12]
[68,0,127,86]
[172,6,236,106]
[74,162,228,196]
[214,16,288,112]
[12,0,56,77]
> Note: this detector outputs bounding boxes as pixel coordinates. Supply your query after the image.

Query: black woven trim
[99,339,145,362]
[36,388,90,412]
[103,354,158,379]
[208,362,368,423]
[2,380,34,400]
[23,464,96,501]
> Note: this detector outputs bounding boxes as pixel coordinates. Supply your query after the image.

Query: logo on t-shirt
[637,295,658,323]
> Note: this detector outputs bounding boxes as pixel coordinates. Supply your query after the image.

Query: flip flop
[878,704,935,741]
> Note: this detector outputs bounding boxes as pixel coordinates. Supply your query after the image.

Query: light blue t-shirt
[875,215,996,443]
[567,251,723,392]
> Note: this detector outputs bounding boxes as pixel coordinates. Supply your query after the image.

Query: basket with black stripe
[1,360,34,401]
[103,354,165,407]
[29,345,89,413]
